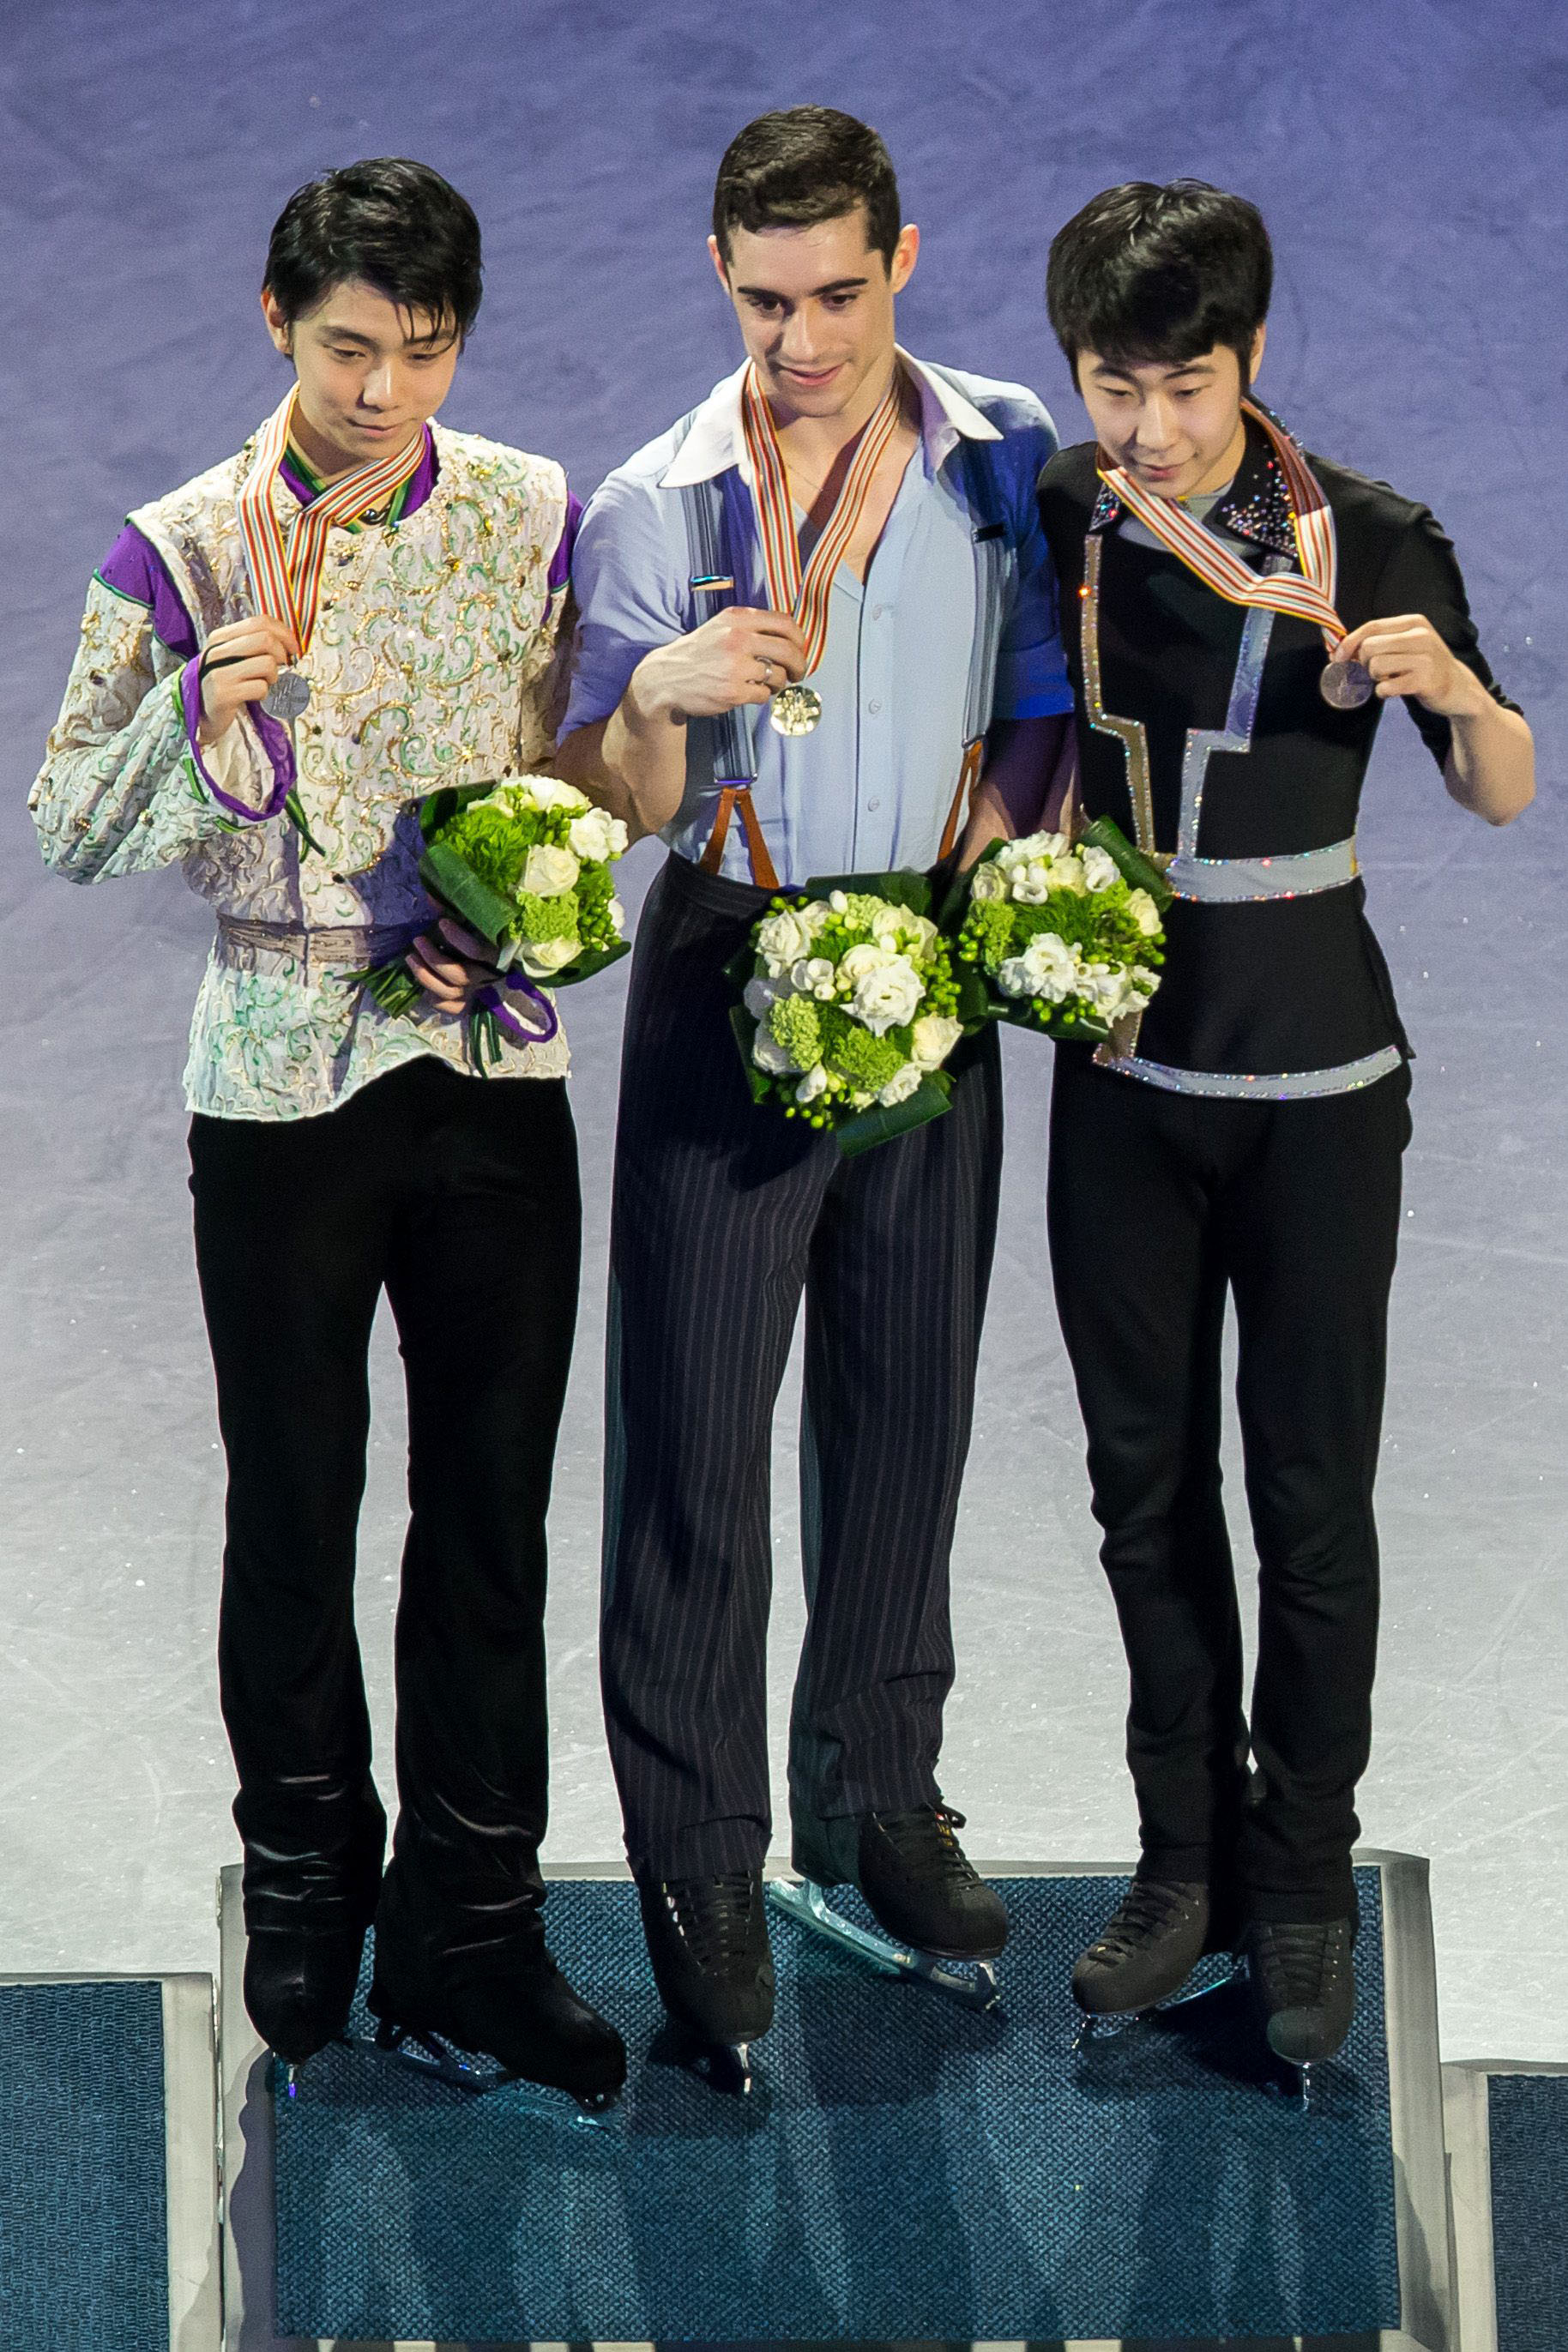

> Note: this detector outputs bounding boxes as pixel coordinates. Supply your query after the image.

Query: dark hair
[1046,180,1271,383]
[712,106,901,268]
[263,157,483,341]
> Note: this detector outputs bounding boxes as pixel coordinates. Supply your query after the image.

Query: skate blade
[684,2036,754,2096]
[1071,1959,1244,2050]
[360,2019,618,2125]
[769,1877,1002,2013]
[266,2052,304,2100]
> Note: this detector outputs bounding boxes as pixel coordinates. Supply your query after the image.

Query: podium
[216,1853,1454,2350]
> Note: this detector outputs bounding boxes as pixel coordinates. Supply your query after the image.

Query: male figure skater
[31,159,624,2105]
[558,106,1073,2060]
[1030,181,1532,2068]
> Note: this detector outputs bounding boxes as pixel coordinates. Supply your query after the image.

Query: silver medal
[1319,658,1374,711]
[769,684,823,738]
[263,667,312,724]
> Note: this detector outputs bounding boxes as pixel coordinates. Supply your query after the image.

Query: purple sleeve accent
[97,525,199,659]
[548,490,583,595]
[398,427,438,519]
[178,658,295,820]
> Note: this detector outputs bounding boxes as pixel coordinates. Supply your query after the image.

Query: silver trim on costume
[1097,1041,1405,1100]
[1166,836,1361,902]
[1179,598,1276,856]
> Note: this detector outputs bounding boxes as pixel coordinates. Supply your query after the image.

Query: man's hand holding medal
[627,602,809,726]
[1328,612,1496,718]
[195,615,300,746]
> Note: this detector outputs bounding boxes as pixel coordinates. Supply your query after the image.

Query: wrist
[624,649,684,730]
[1426,661,1491,724]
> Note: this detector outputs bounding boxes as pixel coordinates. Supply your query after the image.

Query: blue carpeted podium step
[1444,2058,1568,2352]
[0,1974,219,2352]
[244,1861,1449,2347]
[1490,2074,1568,2350]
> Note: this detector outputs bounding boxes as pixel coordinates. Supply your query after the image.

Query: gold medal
[769,684,823,737]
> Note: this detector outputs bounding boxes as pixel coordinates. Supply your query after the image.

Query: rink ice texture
[0,0,1565,2066]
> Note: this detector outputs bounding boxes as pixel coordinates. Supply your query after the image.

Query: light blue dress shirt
[563,351,1074,886]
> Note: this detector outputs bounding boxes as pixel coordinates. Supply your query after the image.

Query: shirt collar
[659,346,1000,489]
[1089,412,1301,559]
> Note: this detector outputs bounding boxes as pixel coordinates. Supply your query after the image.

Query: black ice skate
[638,1869,775,2092]
[366,1867,626,2122]
[244,1792,386,2091]
[775,1804,1006,2012]
[1239,1916,1356,2102]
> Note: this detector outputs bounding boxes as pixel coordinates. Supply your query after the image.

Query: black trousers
[601,854,1004,1878]
[1046,1047,1412,1925]
[190,1055,581,1949]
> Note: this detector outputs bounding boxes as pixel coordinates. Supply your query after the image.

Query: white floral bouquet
[730,872,987,1155]
[357,776,630,1066]
[956,817,1170,1044]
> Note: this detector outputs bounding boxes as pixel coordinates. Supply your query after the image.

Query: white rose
[878,1063,924,1107]
[1080,845,1119,893]
[910,1014,963,1069]
[607,896,627,936]
[790,955,837,1000]
[752,1028,797,1075]
[1000,931,1079,1003]
[1008,859,1055,905]
[969,860,1007,902]
[1009,829,1070,863]
[515,936,579,976]
[567,807,620,864]
[744,974,785,1018]
[795,1063,829,1104]
[522,843,581,897]
[1126,888,1161,937]
[515,777,589,814]
[836,940,896,987]
[1045,854,1088,896]
[756,908,814,971]
[849,954,924,1035]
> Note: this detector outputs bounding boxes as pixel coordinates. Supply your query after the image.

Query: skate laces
[660,1873,759,1973]
[876,1804,979,1888]
[1091,1878,1202,1962]
[1247,1919,1352,2005]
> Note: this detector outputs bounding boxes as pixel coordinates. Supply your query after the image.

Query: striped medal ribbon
[740,364,903,736]
[1099,398,1373,709]
[234,391,428,722]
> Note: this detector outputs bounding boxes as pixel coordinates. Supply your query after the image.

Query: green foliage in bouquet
[352,776,630,1064]
[956,817,1171,1044]
[728,870,990,1157]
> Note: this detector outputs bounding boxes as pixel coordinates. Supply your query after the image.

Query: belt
[1163,838,1359,903]
[214,914,426,978]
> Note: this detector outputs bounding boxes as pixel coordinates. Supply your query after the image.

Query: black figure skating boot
[366,1858,626,2118]
[1072,1877,1215,2019]
[1239,1917,1356,2097]
[778,1803,1007,2011]
[242,1777,387,2083]
[637,1868,775,2090]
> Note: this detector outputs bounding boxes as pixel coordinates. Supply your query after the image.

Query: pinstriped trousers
[601,853,1003,1879]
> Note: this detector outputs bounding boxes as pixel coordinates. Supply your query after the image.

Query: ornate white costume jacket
[31,423,574,1118]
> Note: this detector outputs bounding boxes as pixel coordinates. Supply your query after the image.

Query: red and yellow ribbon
[1098,399,1347,654]
[235,390,428,651]
[740,364,903,672]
